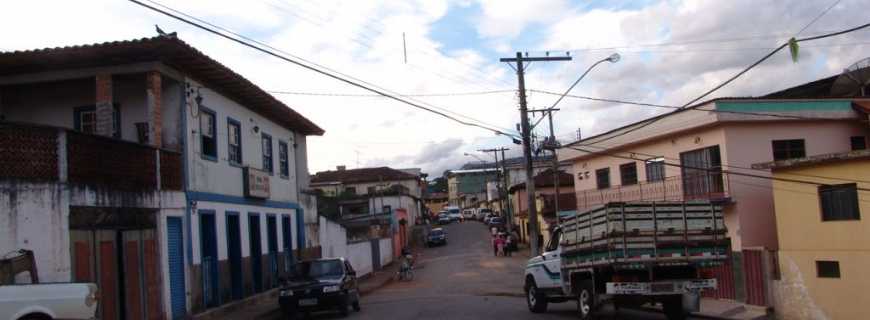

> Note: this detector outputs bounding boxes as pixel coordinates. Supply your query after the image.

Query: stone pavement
[643,298,771,320]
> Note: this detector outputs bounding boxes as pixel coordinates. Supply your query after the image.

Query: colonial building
[0,35,323,319]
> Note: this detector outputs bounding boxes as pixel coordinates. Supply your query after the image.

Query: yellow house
[753,149,870,320]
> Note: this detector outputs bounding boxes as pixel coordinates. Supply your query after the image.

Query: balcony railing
[577,173,730,212]
[0,122,182,191]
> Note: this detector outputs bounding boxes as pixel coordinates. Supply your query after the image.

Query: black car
[426,228,447,247]
[279,258,361,318]
[437,214,451,225]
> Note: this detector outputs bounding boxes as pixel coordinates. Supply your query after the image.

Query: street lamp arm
[530,54,619,130]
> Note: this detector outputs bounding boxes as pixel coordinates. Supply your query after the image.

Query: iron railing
[576,173,730,211]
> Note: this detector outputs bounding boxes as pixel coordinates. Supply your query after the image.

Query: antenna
[831,57,870,97]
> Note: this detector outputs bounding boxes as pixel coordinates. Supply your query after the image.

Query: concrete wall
[319,216,348,259]
[185,79,300,203]
[369,194,421,226]
[346,241,373,277]
[771,161,870,320]
[379,238,392,268]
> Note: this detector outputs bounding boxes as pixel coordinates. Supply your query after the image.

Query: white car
[477,209,493,220]
[447,208,462,221]
[0,283,99,320]
[462,209,475,220]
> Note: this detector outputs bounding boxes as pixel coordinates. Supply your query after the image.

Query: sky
[3,0,869,177]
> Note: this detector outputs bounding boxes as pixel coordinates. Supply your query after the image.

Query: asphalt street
[290,221,699,319]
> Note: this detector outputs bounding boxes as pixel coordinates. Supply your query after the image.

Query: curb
[638,306,771,320]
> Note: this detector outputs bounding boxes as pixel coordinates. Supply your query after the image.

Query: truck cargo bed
[560,201,728,268]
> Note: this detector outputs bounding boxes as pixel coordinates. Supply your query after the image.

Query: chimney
[337,165,346,171]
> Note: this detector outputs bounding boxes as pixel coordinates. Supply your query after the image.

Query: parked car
[447,207,462,221]
[476,208,492,221]
[488,217,505,228]
[462,209,475,220]
[426,228,447,247]
[279,258,361,318]
[438,214,451,225]
[0,250,99,320]
[483,214,497,225]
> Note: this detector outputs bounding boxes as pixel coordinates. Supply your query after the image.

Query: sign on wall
[244,167,271,198]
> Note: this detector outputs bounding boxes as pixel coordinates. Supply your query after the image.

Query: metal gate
[266,215,279,289]
[371,239,381,270]
[167,217,187,320]
[701,260,736,300]
[199,212,219,308]
[248,214,263,294]
[226,213,243,301]
[743,249,767,306]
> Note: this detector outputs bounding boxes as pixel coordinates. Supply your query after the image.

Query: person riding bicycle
[400,247,414,269]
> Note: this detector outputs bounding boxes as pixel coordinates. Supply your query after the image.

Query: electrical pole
[500,52,571,256]
[479,147,511,230]
[529,108,561,227]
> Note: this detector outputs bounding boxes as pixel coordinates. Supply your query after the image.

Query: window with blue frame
[227,118,242,165]
[200,108,217,160]
[74,104,121,138]
[262,133,273,174]
[278,141,289,178]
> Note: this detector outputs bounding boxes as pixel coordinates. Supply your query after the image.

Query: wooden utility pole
[529,108,561,227]
[500,52,571,256]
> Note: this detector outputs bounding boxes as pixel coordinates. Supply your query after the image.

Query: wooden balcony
[576,173,730,212]
[0,122,182,191]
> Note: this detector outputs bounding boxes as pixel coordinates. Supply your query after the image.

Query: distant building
[446,168,499,208]
[508,169,575,244]
[754,150,870,319]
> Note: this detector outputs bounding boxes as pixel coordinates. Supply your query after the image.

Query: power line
[563,145,870,191]
[578,21,870,148]
[574,142,870,184]
[796,0,843,36]
[131,0,520,139]
[529,89,849,121]
[268,89,516,97]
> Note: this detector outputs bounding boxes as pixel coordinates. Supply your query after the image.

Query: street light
[545,53,620,113]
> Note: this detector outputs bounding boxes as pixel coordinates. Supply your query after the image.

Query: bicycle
[396,256,415,281]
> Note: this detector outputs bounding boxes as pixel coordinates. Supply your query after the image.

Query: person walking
[495,235,506,257]
[491,233,498,256]
[505,233,513,257]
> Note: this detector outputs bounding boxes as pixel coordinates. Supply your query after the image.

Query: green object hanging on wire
[788,37,800,63]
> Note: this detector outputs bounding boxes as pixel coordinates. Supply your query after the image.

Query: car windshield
[449,209,460,214]
[430,230,444,236]
[292,260,344,280]
[492,218,502,222]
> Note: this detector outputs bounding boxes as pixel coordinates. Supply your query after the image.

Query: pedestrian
[491,234,498,256]
[495,235,506,257]
[490,225,497,237]
[505,233,513,257]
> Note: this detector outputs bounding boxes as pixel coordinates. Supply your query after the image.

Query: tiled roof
[311,167,418,184]
[509,169,574,192]
[0,35,323,135]
[763,75,839,99]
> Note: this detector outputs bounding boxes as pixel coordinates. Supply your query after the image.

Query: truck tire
[663,296,688,320]
[577,280,596,320]
[525,279,548,313]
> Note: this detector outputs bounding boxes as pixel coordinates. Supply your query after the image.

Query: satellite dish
[831,57,870,97]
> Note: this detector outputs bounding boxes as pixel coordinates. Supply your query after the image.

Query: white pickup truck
[524,201,727,320]
[0,250,98,320]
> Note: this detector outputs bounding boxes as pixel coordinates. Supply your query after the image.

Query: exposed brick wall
[95,74,114,137]
[146,71,162,148]
[0,124,57,180]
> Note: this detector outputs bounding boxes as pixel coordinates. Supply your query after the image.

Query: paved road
[296,221,695,319]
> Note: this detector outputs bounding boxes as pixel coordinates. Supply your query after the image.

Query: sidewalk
[643,298,771,320]
[192,261,400,320]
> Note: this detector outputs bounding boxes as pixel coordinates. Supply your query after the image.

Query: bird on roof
[155,24,177,38]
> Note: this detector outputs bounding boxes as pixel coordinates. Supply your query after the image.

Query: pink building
[557,78,870,304]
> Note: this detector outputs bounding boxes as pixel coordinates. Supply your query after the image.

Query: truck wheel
[663,296,687,320]
[525,280,548,313]
[577,281,596,320]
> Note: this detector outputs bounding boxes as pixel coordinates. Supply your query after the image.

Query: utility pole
[479,147,511,230]
[529,108,561,227]
[500,52,571,256]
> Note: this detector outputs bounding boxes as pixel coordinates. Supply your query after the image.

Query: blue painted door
[226,214,243,300]
[266,216,278,289]
[248,214,263,293]
[166,217,186,320]
[281,216,293,272]
[199,213,219,308]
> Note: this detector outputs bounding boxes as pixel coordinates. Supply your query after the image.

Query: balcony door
[679,145,724,199]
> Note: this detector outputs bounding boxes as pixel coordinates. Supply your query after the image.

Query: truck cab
[524,229,570,312]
